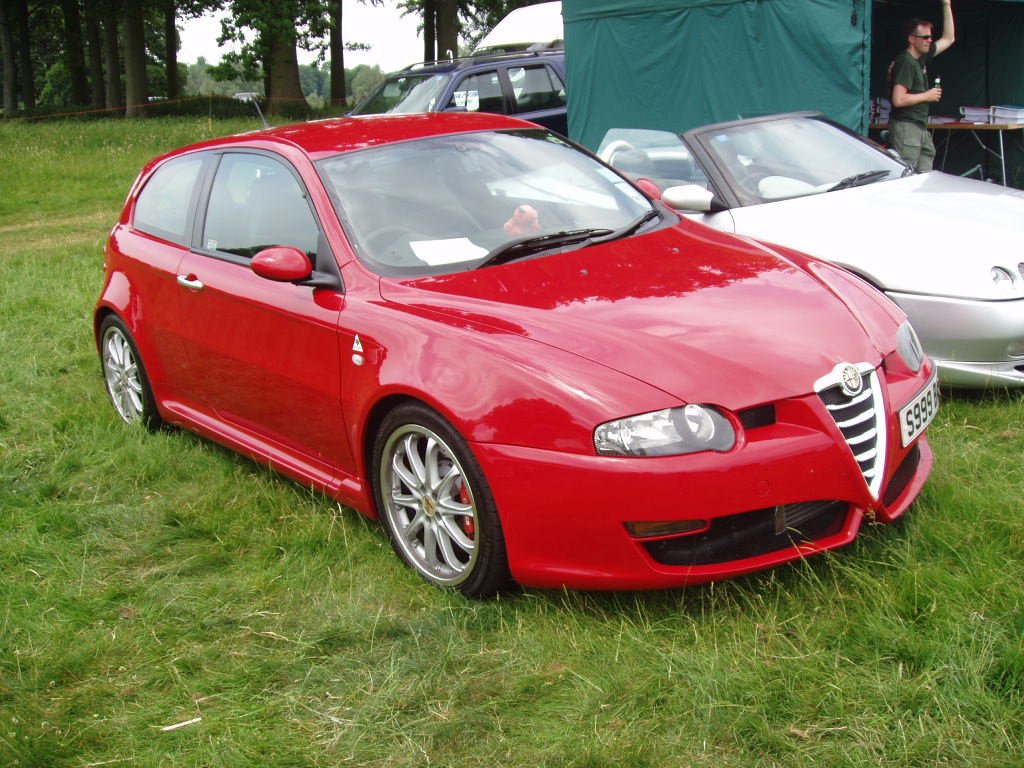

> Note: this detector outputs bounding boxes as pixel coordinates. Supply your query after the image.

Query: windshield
[351,73,450,115]
[695,117,908,205]
[318,129,656,276]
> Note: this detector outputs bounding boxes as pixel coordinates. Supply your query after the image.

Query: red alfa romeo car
[95,113,938,597]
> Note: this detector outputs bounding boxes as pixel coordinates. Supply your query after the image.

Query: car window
[508,65,566,113]
[598,129,711,192]
[202,153,319,260]
[448,70,505,114]
[133,154,205,244]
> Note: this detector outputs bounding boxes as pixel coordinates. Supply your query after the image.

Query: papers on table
[992,105,1024,124]
[958,105,1024,124]
[960,106,993,123]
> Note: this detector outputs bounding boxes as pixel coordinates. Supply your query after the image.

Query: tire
[99,315,163,431]
[372,403,513,598]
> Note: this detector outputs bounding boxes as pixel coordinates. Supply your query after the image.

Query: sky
[178,0,424,74]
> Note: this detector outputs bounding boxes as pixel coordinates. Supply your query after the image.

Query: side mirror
[251,246,313,282]
[661,184,724,213]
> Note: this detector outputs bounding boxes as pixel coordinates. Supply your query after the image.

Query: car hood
[379,223,887,410]
[713,172,1024,301]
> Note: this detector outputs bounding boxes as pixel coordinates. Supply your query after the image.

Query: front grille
[643,500,849,566]
[815,363,887,499]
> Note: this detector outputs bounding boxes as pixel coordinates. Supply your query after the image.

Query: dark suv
[350,50,567,135]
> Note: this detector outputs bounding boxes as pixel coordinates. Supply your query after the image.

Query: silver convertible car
[599,112,1024,388]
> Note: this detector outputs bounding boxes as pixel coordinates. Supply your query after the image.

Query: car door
[174,150,353,482]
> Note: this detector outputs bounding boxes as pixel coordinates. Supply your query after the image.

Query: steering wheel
[731,162,775,197]
[361,225,435,266]
[598,139,636,167]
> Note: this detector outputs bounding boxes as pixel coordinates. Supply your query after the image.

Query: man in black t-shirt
[888,1,956,172]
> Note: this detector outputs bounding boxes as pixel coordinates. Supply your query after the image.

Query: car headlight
[594,405,736,457]
[896,321,924,373]
[991,266,1015,291]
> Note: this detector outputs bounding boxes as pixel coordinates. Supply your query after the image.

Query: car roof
[156,112,543,164]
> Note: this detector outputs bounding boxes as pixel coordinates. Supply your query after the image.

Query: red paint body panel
[95,114,936,591]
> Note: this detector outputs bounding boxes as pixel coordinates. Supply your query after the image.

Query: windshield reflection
[318,129,654,276]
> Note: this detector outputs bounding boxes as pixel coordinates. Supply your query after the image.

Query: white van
[472,2,563,55]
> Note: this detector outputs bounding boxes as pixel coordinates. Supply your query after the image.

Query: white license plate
[899,374,940,447]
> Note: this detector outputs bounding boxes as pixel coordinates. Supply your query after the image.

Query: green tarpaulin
[563,0,873,150]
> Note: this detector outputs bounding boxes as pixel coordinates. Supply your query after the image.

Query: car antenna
[251,95,270,130]
[239,74,270,129]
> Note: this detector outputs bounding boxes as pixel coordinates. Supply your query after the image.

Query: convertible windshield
[351,73,450,115]
[318,129,656,275]
[696,117,908,204]
[599,117,909,207]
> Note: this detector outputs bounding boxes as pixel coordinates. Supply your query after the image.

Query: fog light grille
[643,500,848,566]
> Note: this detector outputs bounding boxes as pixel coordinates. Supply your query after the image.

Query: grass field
[1,117,1022,767]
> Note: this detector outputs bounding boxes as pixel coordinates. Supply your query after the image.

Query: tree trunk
[85,5,105,108]
[123,0,148,116]
[103,0,122,110]
[436,0,458,61]
[264,23,304,115]
[423,0,435,61]
[0,0,17,113]
[60,0,90,105]
[164,1,178,100]
[14,0,32,109]
[329,0,345,107]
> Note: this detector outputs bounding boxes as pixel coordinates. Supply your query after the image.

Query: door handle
[176,274,204,291]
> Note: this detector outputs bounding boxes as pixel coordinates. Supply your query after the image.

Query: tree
[421,0,433,60]
[14,0,33,109]
[1,0,16,112]
[326,0,372,107]
[217,0,329,115]
[164,1,179,99]
[436,0,456,60]
[123,0,148,115]
[103,0,123,109]
[59,0,89,104]
[349,62,382,104]
[328,0,343,106]
[84,4,105,108]
[399,0,546,61]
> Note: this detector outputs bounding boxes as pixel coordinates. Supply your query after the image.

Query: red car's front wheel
[372,403,512,598]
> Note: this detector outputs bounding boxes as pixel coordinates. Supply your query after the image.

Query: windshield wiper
[827,169,891,192]
[475,228,613,269]
[588,209,661,245]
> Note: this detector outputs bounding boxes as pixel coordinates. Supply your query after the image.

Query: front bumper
[888,291,1024,388]
[475,385,933,591]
